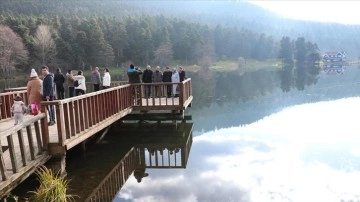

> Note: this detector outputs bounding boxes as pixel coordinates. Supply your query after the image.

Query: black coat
[142,69,153,83]
[162,71,172,82]
[54,72,65,86]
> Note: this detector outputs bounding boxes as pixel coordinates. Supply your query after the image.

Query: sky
[115,97,360,202]
[248,1,360,25]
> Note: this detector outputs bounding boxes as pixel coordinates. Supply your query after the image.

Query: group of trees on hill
[0,0,322,92]
[0,14,279,77]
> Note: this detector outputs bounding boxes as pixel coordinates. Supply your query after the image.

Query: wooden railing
[85,147,138,202]
[131,78,192,110]
[0,90,28,120]
[40,84,133,150]
[2,79,193,148]
[0,113,50,196]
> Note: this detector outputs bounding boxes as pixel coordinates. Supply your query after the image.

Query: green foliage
[29,166,76,202]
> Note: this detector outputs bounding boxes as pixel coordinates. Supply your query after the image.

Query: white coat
[171,70,180,95]
[73,75,86,91]
[103,72,111,87]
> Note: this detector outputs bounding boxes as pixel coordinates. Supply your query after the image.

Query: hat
[14,96,22,101]
[30,69,38,77]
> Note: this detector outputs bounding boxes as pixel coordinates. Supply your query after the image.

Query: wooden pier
[0,79,193,198]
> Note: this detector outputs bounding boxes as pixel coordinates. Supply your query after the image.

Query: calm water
[113,65,360,202]
[12,64,360,201]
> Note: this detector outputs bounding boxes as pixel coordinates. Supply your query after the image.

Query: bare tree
[0,25,28,85]
[153,43,173,67]
[33,24,56,65]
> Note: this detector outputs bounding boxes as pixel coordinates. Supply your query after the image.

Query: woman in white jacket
[171,68,180,97]
[73,70,86,96]
[102,68,111,89]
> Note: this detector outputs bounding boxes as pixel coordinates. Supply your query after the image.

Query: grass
[1,58,282,87]
[210,59,280,72]
[29,166,76,202]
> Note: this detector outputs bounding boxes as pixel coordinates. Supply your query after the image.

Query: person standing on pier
[162,66,172,98]
[142,65,153,97]
[27,68,42,109]
[91,66,101,92]
[66,69,75,98]
[171,68,180,97]
[152,66,163,97]
[41,66,56,126]
[102,68,111,89]
[73,70,86,96]
[127,64,142,104]
[54,68,65,99]
[178,66,186,82]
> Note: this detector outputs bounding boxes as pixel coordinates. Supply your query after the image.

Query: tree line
[278,36,322,92]
[0,14,279,76]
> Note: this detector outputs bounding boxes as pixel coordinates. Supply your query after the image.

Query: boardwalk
[0,79,193,198]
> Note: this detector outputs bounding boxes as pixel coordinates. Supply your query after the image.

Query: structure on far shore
[323,51,346,62]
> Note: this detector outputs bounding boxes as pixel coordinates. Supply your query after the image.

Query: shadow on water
[67,120,194,202]
[8,120,193,202]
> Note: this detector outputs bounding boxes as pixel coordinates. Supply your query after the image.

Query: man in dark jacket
[127,64,142,104]
[41,66,56,125]
[54,68,65,99]
[127,64,142,83]
[142,65,153,97]
[162,66,172,98]
[178,66,186,82]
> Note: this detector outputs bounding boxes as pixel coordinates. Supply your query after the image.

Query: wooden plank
[56,103,66,145]
[122,114,191,121]
[70,101,76,137]
[0,153,50,197]
[64,107,132,150]
[84,98,89,130]
[63,103,71,139]
[0,138,7,181]
[0,113,46,138]
[17,130,26,166]
[26,125,35,160]
[34,121,42,154]
[7,135,18,173]
[79,99,85,132]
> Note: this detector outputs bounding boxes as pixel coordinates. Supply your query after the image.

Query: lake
[11,64,360,201]
[113,64,360,202]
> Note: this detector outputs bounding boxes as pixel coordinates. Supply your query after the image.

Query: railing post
[56,103,66,145]
[179,82,184,107]
[40,104,49,150]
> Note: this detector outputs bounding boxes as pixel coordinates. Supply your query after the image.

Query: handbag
[31,102,39,115]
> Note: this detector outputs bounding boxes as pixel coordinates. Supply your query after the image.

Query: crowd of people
[127,64,186,98]
[12,64,186,126]
[13,66,111,126]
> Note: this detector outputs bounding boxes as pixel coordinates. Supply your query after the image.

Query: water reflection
[323,64,346,75]
[189,64,360,132]
[116,98,360,202]
[73,121,194,202]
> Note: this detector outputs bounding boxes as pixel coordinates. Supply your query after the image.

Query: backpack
[74,80,79,87]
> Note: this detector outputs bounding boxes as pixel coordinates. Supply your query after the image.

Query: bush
[29,166,76,202]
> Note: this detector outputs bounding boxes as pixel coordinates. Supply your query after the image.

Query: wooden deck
[0,79,193,198]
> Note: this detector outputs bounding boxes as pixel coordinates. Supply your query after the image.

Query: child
[11,96,27,125]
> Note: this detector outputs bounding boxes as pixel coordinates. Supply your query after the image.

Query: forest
[0,0,322,79]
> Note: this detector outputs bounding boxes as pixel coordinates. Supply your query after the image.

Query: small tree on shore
[0,25,28,85]
[33,24,56,66]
